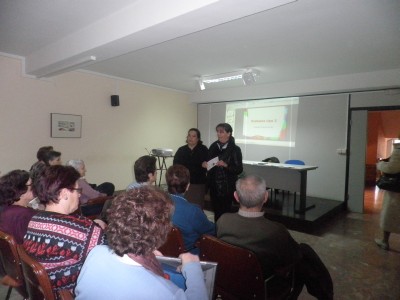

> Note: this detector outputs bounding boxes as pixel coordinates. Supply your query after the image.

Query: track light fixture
[197,68,260,90]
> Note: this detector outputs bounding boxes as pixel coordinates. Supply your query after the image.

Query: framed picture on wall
[51,113,82,138]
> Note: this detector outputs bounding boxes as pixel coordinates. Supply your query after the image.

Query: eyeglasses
[70,187,83,194]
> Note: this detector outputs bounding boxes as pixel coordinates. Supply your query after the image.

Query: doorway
[364,110,400,214]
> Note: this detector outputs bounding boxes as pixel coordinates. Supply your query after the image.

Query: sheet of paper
[207,156,219,171]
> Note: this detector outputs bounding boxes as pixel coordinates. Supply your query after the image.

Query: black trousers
[210,192,234,222]
[291,243,334,300]
[95,182,115,196]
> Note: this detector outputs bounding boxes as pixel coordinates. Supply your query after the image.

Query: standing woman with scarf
[205,123,243,221]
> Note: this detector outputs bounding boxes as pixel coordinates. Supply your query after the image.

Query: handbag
[376,173,400,193]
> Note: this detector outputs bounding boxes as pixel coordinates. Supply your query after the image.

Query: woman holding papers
[206,123,243,221]
[173,128,208,208]
[75,186,208,300]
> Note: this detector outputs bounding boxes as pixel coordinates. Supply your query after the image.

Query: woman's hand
[216,160,227,168]
[202,161,208,169]
[176,253,200,272]
[93,219,107,230]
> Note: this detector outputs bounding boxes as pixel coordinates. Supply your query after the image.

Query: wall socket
[336,148,347,155]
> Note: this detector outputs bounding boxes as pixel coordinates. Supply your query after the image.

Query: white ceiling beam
[25,0,296,77]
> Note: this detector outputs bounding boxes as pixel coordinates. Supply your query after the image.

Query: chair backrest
[17,246,74,300]
[0,230,28,299]
[198,235,265,300]
[17,245,57,300]
[158,227,186,257]
[79,195,114,220]
[284,159,305,165]
[262,156,280,163]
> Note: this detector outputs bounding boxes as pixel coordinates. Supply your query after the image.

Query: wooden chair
[17,245,74,300]
[158,227,186,257]
[198,235,294,300]
[79,195,114,220]
[0,230,28,300]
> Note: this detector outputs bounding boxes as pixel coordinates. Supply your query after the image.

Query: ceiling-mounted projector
[151,148,174,157]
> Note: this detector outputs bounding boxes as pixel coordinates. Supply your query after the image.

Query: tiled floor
[294,187,400,299]
[2,187,399,299]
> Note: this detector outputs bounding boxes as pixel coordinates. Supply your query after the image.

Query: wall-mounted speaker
[111,95,120,106]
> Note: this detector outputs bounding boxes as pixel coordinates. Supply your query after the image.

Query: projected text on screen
[226,97,299,147]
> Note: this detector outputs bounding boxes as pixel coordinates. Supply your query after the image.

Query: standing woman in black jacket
[205,123,243,221]
[173,128,209,208]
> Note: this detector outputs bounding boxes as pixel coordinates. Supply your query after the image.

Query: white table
[243,160,318,213]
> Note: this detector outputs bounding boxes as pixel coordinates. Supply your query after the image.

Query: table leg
[295,171,315,214]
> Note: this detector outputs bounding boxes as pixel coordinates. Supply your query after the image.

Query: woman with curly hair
[0,169,36,243]
[75,186,208,300]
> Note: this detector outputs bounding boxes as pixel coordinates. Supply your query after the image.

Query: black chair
[262,156,280,163]
[79,195,114,220]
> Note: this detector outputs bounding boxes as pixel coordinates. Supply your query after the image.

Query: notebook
[157,256,217,300]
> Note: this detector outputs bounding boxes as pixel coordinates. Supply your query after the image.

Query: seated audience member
[100,155,157,223]
[126,155,157,190]
[217,175,333,300]
[166,165,215,254]
[43,150,62,166]
[28,161,47,210]
[75,186,208,300]
[0,170,36,243]
[66,159,115,205]
[23,165,106,296]
[36,145,54,162]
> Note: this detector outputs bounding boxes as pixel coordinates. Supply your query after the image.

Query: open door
[347,110,368,212]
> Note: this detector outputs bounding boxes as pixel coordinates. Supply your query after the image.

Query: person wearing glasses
[23,165,106,297]
[0,169,36,244]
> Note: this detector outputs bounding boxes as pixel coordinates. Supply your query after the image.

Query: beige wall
[0,55,196,189]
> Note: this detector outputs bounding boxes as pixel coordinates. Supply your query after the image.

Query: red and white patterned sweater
[23,211,106,296]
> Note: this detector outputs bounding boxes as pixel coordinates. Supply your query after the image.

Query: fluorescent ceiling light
[198,68,260,90]
[35,56,97,78]
[202,71,244,83]
[201,70,244,84]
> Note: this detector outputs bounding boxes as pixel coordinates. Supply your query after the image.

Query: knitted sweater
[23,211,106,294]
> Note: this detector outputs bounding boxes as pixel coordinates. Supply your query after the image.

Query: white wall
[198,94,349,201]
[197,87,399,204]
[0,55,196,190]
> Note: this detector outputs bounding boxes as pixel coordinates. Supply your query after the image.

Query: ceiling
[1,0,399,93]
